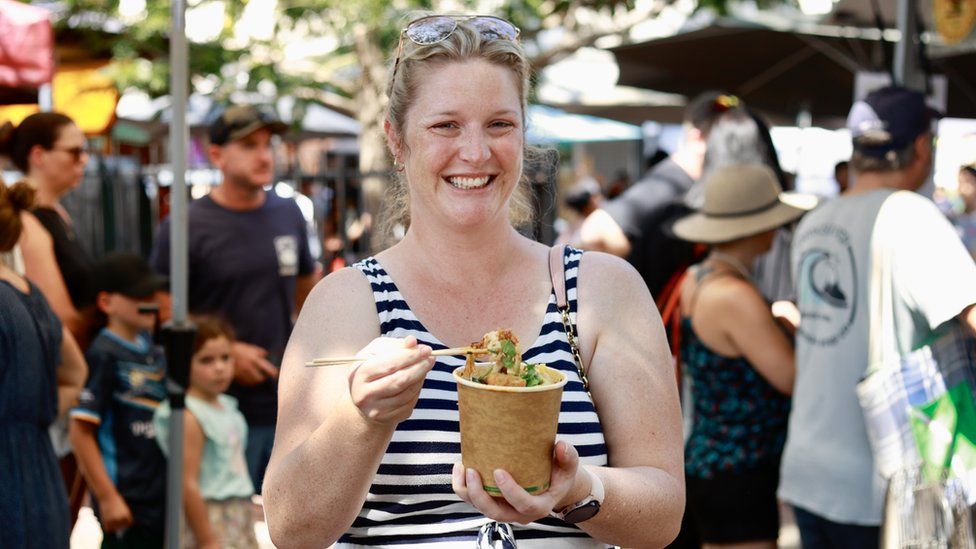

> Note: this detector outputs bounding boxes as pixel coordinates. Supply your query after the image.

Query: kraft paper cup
[454,366,567,497]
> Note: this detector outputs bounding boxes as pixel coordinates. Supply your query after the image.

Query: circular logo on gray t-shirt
[796,224,858,346]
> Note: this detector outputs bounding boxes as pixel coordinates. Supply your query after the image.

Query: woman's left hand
[452,440,584,524]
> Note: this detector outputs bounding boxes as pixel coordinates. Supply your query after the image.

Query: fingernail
[493,470,505,484]
[466,468,478,482]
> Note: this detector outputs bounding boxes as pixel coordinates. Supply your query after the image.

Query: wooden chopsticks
[305,346,490,367]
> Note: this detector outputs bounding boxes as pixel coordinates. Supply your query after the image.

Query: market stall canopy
[0,62,118,133]
[611,18,976,122]
[0,0,54,103]
[279,101,361,139]
[121,92,361,140]
[541,102,685,126]
[526,105,642,144]
[612,19,896,123]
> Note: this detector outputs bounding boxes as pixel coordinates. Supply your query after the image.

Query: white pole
[38,84,53,111]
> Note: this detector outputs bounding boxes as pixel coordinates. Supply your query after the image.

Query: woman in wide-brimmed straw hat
[672,163,817,549]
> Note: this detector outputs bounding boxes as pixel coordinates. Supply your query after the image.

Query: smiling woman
[264,13,685,549]
[379,16,536,241]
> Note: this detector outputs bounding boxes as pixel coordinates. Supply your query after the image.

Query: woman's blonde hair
[380,16,536,241]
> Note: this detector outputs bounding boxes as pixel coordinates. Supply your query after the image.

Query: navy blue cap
[93,253,168,298]
[210,104,287,145]
[847,86,941,158]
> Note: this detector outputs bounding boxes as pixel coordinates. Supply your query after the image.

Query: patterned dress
[680,317,791,479]
[0,281,70,548]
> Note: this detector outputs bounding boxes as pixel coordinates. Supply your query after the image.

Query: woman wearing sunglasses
[265,14,684,548]
[0,113,94,348]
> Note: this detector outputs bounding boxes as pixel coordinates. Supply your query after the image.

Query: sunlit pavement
[71,503,800,548]
[70,505,277,548]
[779,502,801,549]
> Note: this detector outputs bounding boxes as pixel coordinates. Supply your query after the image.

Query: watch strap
[552,466,604,521]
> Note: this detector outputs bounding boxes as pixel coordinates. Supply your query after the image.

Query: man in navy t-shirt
[150,104,319,494]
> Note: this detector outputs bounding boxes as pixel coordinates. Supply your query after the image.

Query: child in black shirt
[69,253,168,547]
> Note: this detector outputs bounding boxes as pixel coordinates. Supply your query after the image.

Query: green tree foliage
[52,0,679,120]
[49,0,694,249]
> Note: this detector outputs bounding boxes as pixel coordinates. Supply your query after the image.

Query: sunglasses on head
[390,15,521,91]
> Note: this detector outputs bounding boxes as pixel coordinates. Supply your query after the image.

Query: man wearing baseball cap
[779,86,976,546]
[150,104,319,496]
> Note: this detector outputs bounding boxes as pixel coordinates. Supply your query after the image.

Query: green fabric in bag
[909,383,976,481]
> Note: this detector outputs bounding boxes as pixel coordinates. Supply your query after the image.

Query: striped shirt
[338,247,609,548]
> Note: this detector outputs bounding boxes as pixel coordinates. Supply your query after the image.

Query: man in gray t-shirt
[781,86,976,547]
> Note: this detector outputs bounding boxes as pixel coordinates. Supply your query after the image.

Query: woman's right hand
[348,336,435,426]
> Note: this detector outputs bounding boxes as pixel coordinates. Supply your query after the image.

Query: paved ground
[70,505,276,549]
[70,504,801,548]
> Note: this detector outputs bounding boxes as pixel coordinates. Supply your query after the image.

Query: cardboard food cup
[454,366,567,497]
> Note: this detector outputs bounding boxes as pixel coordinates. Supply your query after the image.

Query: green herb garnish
[521,363,543,387]
[500,339,519,375]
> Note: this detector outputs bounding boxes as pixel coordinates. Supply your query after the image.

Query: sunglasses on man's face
[390,15,520,90]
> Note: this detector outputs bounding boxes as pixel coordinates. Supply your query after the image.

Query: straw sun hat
[672,164,818,244]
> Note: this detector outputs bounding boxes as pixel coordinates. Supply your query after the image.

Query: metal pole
[163,0,194,547]
[170,0,188,327]
[894,0,925,90]
[38,84,53,112]
[337,154,348,259]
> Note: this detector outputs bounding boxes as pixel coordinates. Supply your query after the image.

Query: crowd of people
[0,103,318,548]
[2,11,976,549]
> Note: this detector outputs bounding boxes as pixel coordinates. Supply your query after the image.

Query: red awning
[0,0,54,89]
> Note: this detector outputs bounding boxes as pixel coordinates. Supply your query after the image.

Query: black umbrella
[611,18,976,121]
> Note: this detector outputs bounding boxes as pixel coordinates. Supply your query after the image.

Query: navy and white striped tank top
[338,247,609,548]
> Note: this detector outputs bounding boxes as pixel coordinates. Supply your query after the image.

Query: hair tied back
[7,181,36,212]
[0,121,15,155]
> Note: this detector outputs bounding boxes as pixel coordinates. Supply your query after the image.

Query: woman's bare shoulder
[695,275,768,325]
[293,265,380,347]
[18,211,51,247]
[576,250,650,302]
[303,265,375,311]
[703,274,763,303]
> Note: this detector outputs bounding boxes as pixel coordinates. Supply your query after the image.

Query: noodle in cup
[454,365,567,496]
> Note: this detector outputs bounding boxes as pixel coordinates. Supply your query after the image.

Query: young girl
[154,315,258,548]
